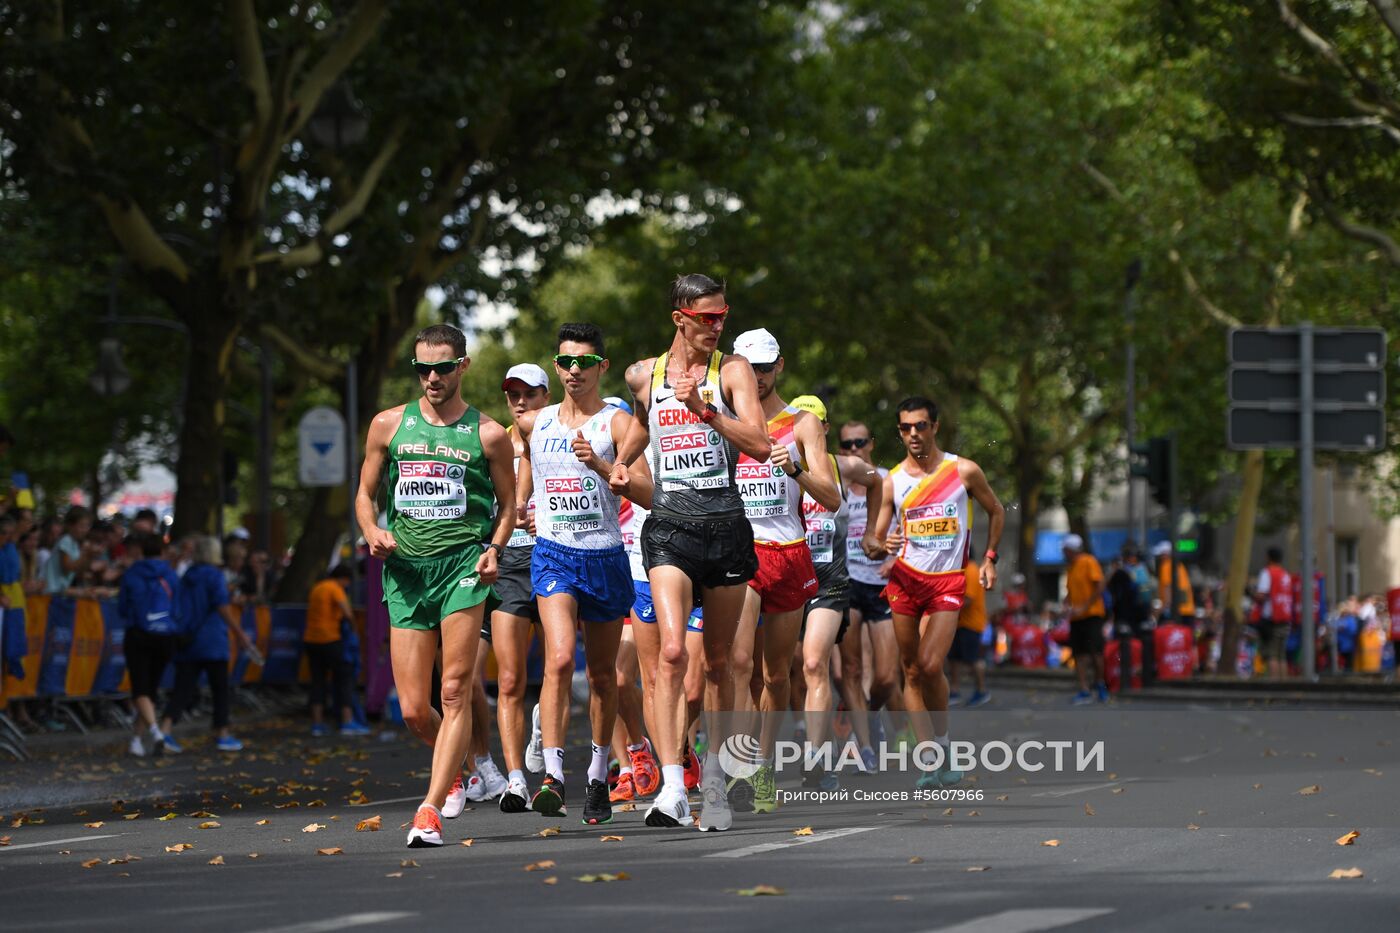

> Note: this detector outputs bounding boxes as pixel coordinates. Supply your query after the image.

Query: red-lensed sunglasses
[676,305,729,327]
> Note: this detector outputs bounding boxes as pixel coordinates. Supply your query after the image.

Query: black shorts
[848,579,892,622]
[493,546,538,621]
[948,626,983,664]
[642,511,758,591]
[1069,616,1106,656]
[124,627,176,699]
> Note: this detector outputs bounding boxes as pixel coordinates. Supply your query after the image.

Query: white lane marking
[349,795,424,807]
[917,908,1115,933]
[703,825,878,858]
[1031,778,1138,798]
[0,833,125,853]
[1172,750,1218,764]
[249,912,416,933]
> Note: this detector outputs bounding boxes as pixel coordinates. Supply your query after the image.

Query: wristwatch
[984,549,998,565]
[484,542,503,556]
[787,462,805,478]
[699,403,719,424]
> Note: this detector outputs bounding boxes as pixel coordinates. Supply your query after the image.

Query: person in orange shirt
[947,562,990,707]
[1062,534,1107,704]
[1152,542,1195,621]
[304,564,364,736]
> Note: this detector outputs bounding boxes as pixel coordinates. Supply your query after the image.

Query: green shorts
[383,543,500,631]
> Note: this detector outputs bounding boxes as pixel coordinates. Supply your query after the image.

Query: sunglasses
[897,420,932,434]
[751,362,777,374]
[553,353,605,370]
[676,304,729,327]
[412,358,464,376]
[839,437,872,450]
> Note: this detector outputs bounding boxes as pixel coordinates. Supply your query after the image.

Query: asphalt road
[2,686,1398,932]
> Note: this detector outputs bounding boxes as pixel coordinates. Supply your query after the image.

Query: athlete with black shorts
[610,273,772,831]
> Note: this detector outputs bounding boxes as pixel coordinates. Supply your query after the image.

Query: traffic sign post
[298,406,348,487]
[1227,324,1388,680]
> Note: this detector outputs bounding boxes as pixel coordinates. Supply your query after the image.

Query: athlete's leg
[731,587,761,714]
[422,607,484,810]
[801,608,843,749]
[700,583,747,718]
[581,617,624,757]
[916,610,959,737]
[631,611,661,743]
[391,626,443,748]
[757,607,804,757]
[648,565,695,769]
[868,619,904,712]
[789,648,806,713]
[614,626,644,750]
[837,612,874,749]
[683,627,706,739]
[536,593,581,780]
[491,612,533,775]
[469,648,491,761]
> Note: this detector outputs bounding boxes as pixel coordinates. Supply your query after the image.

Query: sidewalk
[989,666,1400,706]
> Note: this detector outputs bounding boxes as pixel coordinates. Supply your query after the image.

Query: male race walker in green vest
[356,323,517,848]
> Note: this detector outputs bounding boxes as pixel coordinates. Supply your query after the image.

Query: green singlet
[382,401,499,629]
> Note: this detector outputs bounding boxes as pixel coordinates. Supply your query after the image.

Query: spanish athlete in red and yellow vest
[872,395,1005,789]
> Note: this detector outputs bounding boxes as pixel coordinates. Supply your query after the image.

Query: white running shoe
[443,773,468,819]
[697,776,732,832]
[478,758,509,799]
[406,805,443,848]
[498,775,530,814]
[525,703,545,774]
[128,735,147,758]
[644,784,691,828]
[464,772,490,802]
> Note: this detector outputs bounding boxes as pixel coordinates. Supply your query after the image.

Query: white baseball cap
[733,328,781,365]
[501,363,549,390]
[1062,533,1084,552]
[1153,541,1172,557]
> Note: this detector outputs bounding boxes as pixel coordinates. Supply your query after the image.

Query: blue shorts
[631,580,704,633]
[530,539,634,623]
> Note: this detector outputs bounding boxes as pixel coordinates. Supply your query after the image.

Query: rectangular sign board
[1227,407,1386,451]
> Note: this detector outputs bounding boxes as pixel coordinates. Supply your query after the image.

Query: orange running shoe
[406,805,443,848]
[631,739,661,797]
[682,743,701,791]
[610,771,637,803]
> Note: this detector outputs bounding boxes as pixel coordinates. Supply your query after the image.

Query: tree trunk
[1014,459,1046,604]
[1216,449,1265,676]
[170,306,241,538]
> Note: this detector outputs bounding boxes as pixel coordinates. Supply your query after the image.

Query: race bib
[905,503,960,550]
[806,516,837,564]
[738,461,790,518]
[508,502,536,548]
[396,461,467,520]
[541,476,605,534]
[658,428,729,491]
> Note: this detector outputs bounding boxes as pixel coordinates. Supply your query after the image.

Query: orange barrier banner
[2,595,48,701]
[65,599,106,697]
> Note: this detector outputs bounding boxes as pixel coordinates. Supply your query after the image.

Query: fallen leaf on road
[188,810,216,818]
[84,822,104,829]
[908,856,924,864]
[576,872,629,883]
[274,802,300,809]
[966,865,991,872]
[537,827,560,838]
[1083,804,1095,817]
[1111,788,1125,795]
[302,823,325,833]
[1187,824,1200,831]
[256,819,270,826]
[165,843,194,853]
[460,839,474,847]
[736,885,784,896]
[157,813,178,822]
[348,791,369,804]
[1252,784,1262,790]
[968,810,981,817]
[0,837,9,846]
[792,827,814,836]
[400,859,419,868]
[1336,830,1360,846]
[1298,785,1321,796]
[1041,840,1060,847]
[385,871,404,878]
[247,853,260,859]
[1227,902,1252,911]
[307,800,327,808]
[941,808,954,816]
[600,835,624,842]
[1362,768,1382,776]
[891,895,911,901]
[1329,867,1364,879]
[316,847,343,856]
[207,856,225,865]
[618,803,636,812]
[198,822,221,830]
[543,876,558,885]
[81,859,101,868]
[123,813,141,821]
[525,860,557,871]
[356,815,382,832]
[997,795,1010,801]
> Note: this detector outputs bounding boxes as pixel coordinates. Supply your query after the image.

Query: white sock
[544,747,565,782]
[148,723,163,740]
[627,741,645,754]
[935,733,949,748]
[508,768,525,786]
[473,754,493,770]
[587,743,609,784]
[662,763,685,790]
[619,765,634,776]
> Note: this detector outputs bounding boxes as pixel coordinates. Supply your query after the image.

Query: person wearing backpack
[159,535,254,752]
[118,531,181,756]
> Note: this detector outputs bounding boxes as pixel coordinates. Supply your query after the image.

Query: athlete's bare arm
[874,470,900,555]
[477,414,517,586]
[839,454,885,557]
[715,354,772,461]
[514,410,540,524]
[781,410,842,512]
[958,456,1004,591]
[596,408,652,506]
[610,358,655,491]
[624,453,655,511]
[355,405,407,558]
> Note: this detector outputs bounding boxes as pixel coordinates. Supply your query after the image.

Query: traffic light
[1129,435,1173,508]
